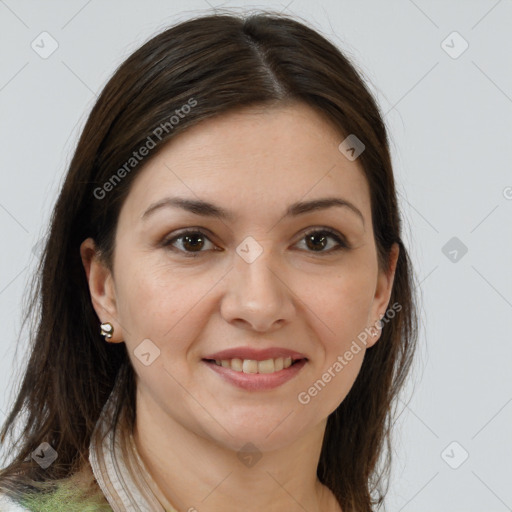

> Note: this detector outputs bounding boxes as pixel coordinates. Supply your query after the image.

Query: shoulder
[0,462,111,511]
[0,492,31,511]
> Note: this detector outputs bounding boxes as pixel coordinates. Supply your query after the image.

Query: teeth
[242,359,258,373]
[274,357,284,372]
[211,356,297,374]
[231,358,243,372]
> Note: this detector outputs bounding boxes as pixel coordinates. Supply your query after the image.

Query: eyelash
[161,227,349,258]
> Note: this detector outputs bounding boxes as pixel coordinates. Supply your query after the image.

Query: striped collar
[88,384,178,512]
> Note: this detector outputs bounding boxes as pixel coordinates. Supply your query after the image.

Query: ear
[366,243,399,348]
[80,237,124,343]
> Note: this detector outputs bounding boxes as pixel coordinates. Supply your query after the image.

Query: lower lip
[202,359,307,391]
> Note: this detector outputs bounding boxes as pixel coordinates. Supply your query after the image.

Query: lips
[203,357,308,391]
[202,346,308,362]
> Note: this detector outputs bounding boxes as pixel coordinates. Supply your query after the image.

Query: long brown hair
[0,10,418,511]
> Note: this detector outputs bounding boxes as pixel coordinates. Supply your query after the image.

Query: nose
[220,244,295,333]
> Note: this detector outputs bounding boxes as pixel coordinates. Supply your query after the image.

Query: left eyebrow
[286,197,365,226]
[141,196,365,226]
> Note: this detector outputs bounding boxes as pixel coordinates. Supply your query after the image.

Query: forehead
[119,102,371,224]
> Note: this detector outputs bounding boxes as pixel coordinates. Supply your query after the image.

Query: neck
[132,389,341,512]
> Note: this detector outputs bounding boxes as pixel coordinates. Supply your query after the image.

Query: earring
[100,322,114,341]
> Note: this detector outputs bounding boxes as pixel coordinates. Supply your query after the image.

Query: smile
[202,358,308,391]
[207,356,300,373]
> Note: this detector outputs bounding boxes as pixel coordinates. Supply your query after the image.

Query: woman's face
[83,102,397,452]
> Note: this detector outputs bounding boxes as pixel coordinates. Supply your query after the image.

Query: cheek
[114,258,218,357]
[300,274,372,413]
[306,265,377,344]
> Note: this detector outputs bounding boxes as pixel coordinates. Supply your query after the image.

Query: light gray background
[1,1,511,510]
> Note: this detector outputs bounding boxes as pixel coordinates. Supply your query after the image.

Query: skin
[81,101,398,512]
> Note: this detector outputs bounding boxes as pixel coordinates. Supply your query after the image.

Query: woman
[0,10,417,512]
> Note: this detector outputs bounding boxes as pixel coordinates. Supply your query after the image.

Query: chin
[204,414,311,453]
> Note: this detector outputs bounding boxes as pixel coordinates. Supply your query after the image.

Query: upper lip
[203,347,308,362]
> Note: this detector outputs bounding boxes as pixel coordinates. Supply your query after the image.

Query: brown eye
[163,227,348,258]
[181,233,206,252]
[163,230,216,257]
[297,228,348,253]
[305,232,328,251]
